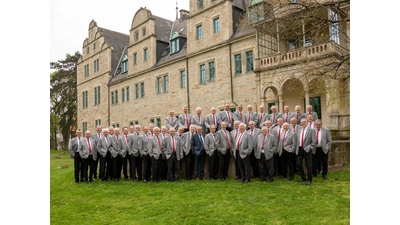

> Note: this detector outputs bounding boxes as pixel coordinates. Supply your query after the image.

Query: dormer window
[170,32,180,54]
[248,0,265,24]
[121,55,128,73]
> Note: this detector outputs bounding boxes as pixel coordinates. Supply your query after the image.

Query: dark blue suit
[191,133,206,179]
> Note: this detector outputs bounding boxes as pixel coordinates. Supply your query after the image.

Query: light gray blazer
[139,133,151,156]
[68,137,81,158]
[295,127,316,155]
[182,131,195,155]
[230,129,240,148]
[117,134,130,158]
[247,128,261,143]
[244,112,259,128]
[272,125,284,140]
[91,132,103,146]
[291,124,302,133]
[314,127,332,154]
[204,133,217,157]
[306,111,318,121]
[205,114,221,129]
[219,110,234,128]
[177,113,193,129]
[282,112,295,123]
[257,112,270,128]
[109,135,120,158]
[269,112,282,126]
[293,112,306,124]
[191,115,207,136]
[149,135,163,160]
[79,137,97,160]
[165,116,179,130]
[254,133,277,160]
[97,136,116,158]
[162,135,183,160]
[233,132,254,159]
[128,133,141,157]
[277,130,297,156]
[233,110,245,123]
[215,129,232,155]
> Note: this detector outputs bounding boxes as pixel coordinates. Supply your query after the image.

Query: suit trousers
[234,150,241,179]
[313,147,328,176]
[161,156,168,180]
[81,158,89,182]
[167,152,180,180]
[184,150,195,179]
[208,153,219,179]
[258,153,274,180]
[122,155,131,179]
[280,149,295,178]
[273,153,282,176]
[112,155,122,180]
[129,155,140,180]
[151,155,162,182]
[94,152,101,178]
[194,151,206,178]
[104,152,113,180]
[249,149,259,178]
[142,154,151,180]
[137,156,143,180]
[73,153,83,182]
[99,153,108,180]
[218,150,230,179]
[85,155,95,181]
[238,154,250,182]
[297,147,313,182]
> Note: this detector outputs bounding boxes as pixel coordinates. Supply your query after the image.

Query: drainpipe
[186,58,190,112]
[229,44,237,107]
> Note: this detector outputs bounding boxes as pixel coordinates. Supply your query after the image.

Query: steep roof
[153,15,173,43]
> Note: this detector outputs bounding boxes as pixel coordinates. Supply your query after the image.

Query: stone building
[76,0,350,171]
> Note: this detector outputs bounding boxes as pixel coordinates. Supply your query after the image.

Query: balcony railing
[259,41,348,69]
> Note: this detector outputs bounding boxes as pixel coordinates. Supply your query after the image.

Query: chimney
[179,9,189,22]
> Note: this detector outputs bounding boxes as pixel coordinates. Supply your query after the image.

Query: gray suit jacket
[128,133,141,157]
[79,137,97,160]
[165,116,179,130]
[162,135,183,160]
[269,112,282,126]
[149,135,163,160]
[178,113,192,129]
[219,110,234,128]
[277,130,297,156]
[295,127,316,155]
[244,112,259,127]
[257,112,270,128]
[233,110,245,123]
[291,124,302,133]
[314,127,332,154]
[109,135,120,158]
[272,125,284,140]
[233,132,254,159]
[204,133,217,157]
[68,137,81,158]
[205,114,221,130]
[139,134,151,156]
[191,115,207,136]
[247,128,261,143]
[282,112,295,123]
[230,129,240,148]
[215,129,232,155]
[97,136,116,158]
[91,132,103,146]
[117,134,130,158]
[254,134,277,160]
[306,111,318,121]
[182,131,195,155]
[293,112,306,124]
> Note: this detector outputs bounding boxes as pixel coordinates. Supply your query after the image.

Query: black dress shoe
[298,178,306,182]
[305,181,311,185]
[322,174,327,180]
[124,177,129,181]
[143,179,148,183]
[132,179,138,182]
[114,178,119,182]
[267,178,274,183]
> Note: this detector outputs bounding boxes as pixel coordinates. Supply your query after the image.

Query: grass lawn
[50,150,350,225]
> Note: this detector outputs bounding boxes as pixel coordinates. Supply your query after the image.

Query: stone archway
[281,78,305,112]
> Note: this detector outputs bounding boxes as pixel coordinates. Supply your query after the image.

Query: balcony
[259,41,348,69]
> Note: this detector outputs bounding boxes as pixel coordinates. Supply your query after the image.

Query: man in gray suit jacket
[149,127,163,183]
[220,103,234,131]
[247,121,261,178]
[182,124,196,180]
[117,127,131,180]
[269,105,282,127]
[79,130,97,183]
[296,118,316,185]
[245,105,259,129]
[128,125,141,182]
[68,129,84,183]
[163,127,183,181]
[272,118,284,177]
[306,105,318,121]
[97,128,116,182]
[191,107,207,136]
[177,106,192,132]
[233,104,245,123]
[109,127,122,182]
[312,120,332,179]
[165,110,179,131]
[230,121,241,180]
[282,105,295,124]
[277,123,297,181]
[294,105,305,125]
[258,105,270,128]
[91,125,103,180]
[205,107,221,133]
[215,121,232,180]
[139,126,152,183]
[205,125,219,180]
[234,123,254,183]
[254,126,278,182]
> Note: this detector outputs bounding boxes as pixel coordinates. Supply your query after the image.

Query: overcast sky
[50,0,189,64]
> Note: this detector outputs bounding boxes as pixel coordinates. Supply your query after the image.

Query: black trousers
[249,149,259,178]
[313,147,328,176]
[94,152,101,179]
[130,155,140,180]
[184,151,195,179]
[208,152,219,179]
[273,153,282,176]
[104,152,113,180]
[73,153,83,182]
[258,153,274,180]
[280,150,295,178]
[234,150,241,179]
[160,156,168,180]
[167,152,180,180]
[122,154,130,179]
[238,154,250,182]
[142,154,151,180]
[112,155,122,179]
[151,155,162,182]
[218,150,230,179]
[297,147,313,182]
[194,151,206,178]
[99,153,108,180]
[137,156,143,180]
[83,155,95,181]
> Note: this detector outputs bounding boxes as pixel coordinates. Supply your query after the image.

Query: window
[112,123,120,128]
[121,55,128,73]
[246,51,253,72]
[156,118,161,128]
[82,122,87,133]
[171,38,179,54]
[200,64,206,84]
[84,64,89,77]
[164,75,169,92]
[134,31,139,41]
[111,90,118,105]
[198,0,204,8]
[95,119,101,126]
[135,83,144,98]
[234,54,242,75]
[122,88,125,102]
[267,103,275,114]
[209,61,215,81]
[94,59,99,73]
[248,3,264,24]
[180,70,186,88]
[135,84,139,99]
[87,47,89,54]
[94,86,100,105]
[211,0,216,2]
[142,27,146,36]
[157,77,162,94]
[150,118,155,124]
[133,53,137,65]
[115,90,119,104]
[213,17,220,33]
[126,86,130,101]
[135,121,139,125]
[305,96,322,120]
[82,91,88,108]
[111,91,114,105]
[93,43,96,50]
[144,48,148,61]
[196,25,203,40]
[329,8,340,44]
[140,82,145,97]
[286,38,298,50]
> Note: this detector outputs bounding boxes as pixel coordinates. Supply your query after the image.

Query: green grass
[50,150,350,225]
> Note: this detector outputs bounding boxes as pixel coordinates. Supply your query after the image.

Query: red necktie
[87,138,92,154]
[301,128,305,147]
[260,113,263,122]
[116,136,118,141]
[296,113,299,120]
[309,122,312,128]
[106,137,108,143]
[248,113,250,123]
[272,113,275,123]
[293,125,296,132]
[250,129,253,136]
[172,137,175,152]
[278,126,281,140]
[224,130,231,148]
[185,114,189,128]
[198,115,200,122]
[213,134,216,139]
[125,135,128,144]
[227,111,231,124]
[236,133,243,149]
[282,131,287,150]
[157,136,162,151]
[171,117,174,123]
[285,113,288,122]
[262,135,266,150]
[213,115,216,125]
[240,112,242,121]
[316,129,320,144]
[98,133,100,138]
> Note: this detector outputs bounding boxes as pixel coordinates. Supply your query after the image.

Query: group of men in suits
[69,103,332,185]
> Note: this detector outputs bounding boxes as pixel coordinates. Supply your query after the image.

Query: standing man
[307,114,315,129]
[296,118,316,185]
[205,125,219,180]
[234,123,254,183]
[96,128,116,182]
[294,105,305,125]
[264,120,273,133]
[149,127,163,183]
[269,105,282,127]
[283,105,294,123]
[205,107,221,133]
[178,106,192,133]
[220,103,234,132]
[159,126,169,180]
[233,104,245,123]
[312,120,332,180]
[79,130,97,183]
[139,126,151,183]
[68,129,83,183]
[230,121,241,180]
[191,107,206,136]
[163,128,183,182]
[182,124,196,180]
[247,121,261,178]
[272,118,284,177]
[258,105,269,128]
[109,127,122,181]
[245,105,259,129]
[165,110,179,131]
[91,125,103,180]
[306,105,318,121]
[128,125,141,182]
[118,127,131,181]
[215,121,231,180]
[278,123,297,181]
[254,126,277,182]
[191,126,207,180]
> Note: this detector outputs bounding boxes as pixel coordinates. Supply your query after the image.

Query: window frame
[144,48,148,61]
[133,53,138,65]
[245,50,254,73]
[208,61,215,81]
[196,25,203,40]
[200,64,206,84]
[180,70,186,88]
[164,75,169,93]
[213,17,220,33]
[234,53,242,75]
